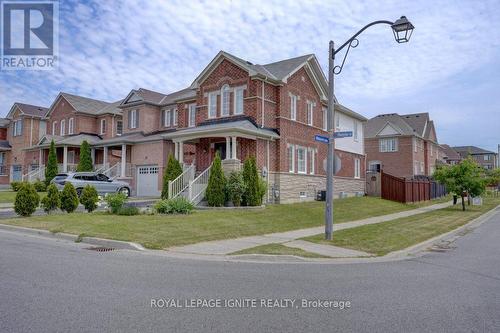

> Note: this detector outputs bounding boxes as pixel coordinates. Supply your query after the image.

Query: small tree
[205,152,226,206]
[80,185,99,212]
[226,171,246,207]
[60,182,79,213]
[434,157,487,211]
[14,183,40,217]
[242,157,262,206]
[41,183,60,214]
[45,140,58,185]
[77,140,93,172]
[161,154,183,199]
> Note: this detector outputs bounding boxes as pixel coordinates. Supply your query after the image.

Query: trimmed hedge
[154,197,194,214]
[41,183,60,214]
[80,185,99,212]
[14,183,40,217]
[60,182,79,213]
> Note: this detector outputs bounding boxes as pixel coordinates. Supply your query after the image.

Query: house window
[484,155,490,161]
[100,119,106,134]
[288,144,295,173]
[60,119,66,136]
[307,101,313,126]
[13,119,23,136]
[369,161,381,172]
[430,144,433,156]
[234,88,244,115]
[221,85,230,116]
[0,152,4,165]
[208,92,217,118]
[379,138,398,152]
[414,162,419,175]
[354,158,361,178]
[309,148,315,175]
[188,104,196,127]
[353,120,359,141]
[173,109,178,126]
[165,110,172,127]
[420,162,424,173]
[129,110,138,129]
[322,107,327,131]
[414,138,418,153]
[116,120,123,136]
[297,146,307,174]
[68,118,74,135]
[290,94,297,120]
[52,121,57,135]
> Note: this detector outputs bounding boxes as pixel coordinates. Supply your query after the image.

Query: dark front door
[213,142,227,160]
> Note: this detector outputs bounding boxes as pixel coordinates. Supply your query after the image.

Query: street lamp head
[391,16,414,43]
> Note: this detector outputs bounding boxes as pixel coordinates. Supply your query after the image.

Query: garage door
[136,165,160,197]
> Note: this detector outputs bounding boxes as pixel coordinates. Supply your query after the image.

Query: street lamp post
[325,16,414,240]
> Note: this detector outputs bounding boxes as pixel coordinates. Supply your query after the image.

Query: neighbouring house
[440,144,462,165]
[364,112,444,178]
[452,146,498,170]
[1,51,367,203]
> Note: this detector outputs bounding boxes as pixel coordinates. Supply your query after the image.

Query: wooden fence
[381,171,447,203]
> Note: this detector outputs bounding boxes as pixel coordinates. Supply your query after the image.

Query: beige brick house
[1,51,367,203]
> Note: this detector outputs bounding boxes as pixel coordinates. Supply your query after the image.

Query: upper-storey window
[68,118,74,135]
[290,94,297,121]
[60,119,66,136]
[173,109,178,126]
[116,120,123,136]
[208,92,217,119]
[335,114,340,129]
[165,110,172,127]
[322,107,327,131]
[430,144,433,156]
[234,87,244,115]
[13,119,23,136]
[188,104,196,127]
[307,101,314,126]
[129,109,138,129]
[221,85,230,117]
[484,155,491,161]
[379,138,398,152]
[52,121,57,135]
[100,119,106,135]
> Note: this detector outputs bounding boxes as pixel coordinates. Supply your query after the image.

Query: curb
[0,223,145,251]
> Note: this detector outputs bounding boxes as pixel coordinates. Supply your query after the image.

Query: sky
[0,0,499,153]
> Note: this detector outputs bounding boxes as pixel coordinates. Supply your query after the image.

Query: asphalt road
[1,208,500,333]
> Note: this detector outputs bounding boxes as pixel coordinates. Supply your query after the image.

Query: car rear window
[54,174,68,181]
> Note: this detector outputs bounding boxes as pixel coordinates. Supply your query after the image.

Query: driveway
[1,207,499,332]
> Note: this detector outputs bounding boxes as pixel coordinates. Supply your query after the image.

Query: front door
[213,142,226,160]
[12,165,22,181]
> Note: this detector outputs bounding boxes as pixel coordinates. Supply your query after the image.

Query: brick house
[440,144,462,165]
[364,113,444,178]
[452,146,498,170]
[1,51,367,203]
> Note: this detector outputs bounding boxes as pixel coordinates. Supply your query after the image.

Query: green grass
[303,197,500,256]
[0,191,47,204]
[0,196,451,249]
[231,243,329,258]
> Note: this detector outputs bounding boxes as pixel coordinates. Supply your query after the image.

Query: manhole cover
[86,246,115,252]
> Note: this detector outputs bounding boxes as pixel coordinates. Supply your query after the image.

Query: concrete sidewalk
[168,201,453,256]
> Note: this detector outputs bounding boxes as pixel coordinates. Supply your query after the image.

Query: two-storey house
[452,146,498,170]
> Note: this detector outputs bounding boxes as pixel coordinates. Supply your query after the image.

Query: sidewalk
[168,201,453,256]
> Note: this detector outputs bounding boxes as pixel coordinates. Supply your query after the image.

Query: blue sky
[1,0,499,152]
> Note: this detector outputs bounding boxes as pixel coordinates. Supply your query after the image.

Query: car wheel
[76,188,83,198]
[119,187,130,197]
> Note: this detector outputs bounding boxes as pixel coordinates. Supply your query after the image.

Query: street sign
[314,135,329,143]
[333,131,353,139]
[323,154,342,174]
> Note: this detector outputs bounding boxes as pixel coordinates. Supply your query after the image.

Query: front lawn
[0,191,47,204]
[231,243,329,258]
[303,196,500,256]
[0,196,450,249]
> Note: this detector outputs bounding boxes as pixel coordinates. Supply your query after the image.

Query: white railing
[57,164,78,173]
[103,162,121,179]
[188,163,212,205]
[23,165,46,182]
[168,164,195,199]
[94,163,108,173]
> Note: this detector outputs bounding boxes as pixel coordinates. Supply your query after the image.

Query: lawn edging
[0,223,145,251]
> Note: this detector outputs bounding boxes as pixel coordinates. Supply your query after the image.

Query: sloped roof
[134,88,167,104]
[37,133,102,147]
[262,54,314,80]
[401,113,429,137]
[0,118,10,127]
[452,145,496,155]
[8,103,48,118]
[61,93,110,114]
[96,100,123,115]
[160,87,197,105]
[440,144,461,160]
[365,114,417,138]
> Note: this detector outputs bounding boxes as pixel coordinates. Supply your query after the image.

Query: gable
[199,59,249,89]
[191,52,252,89]
[123,92,143,104]
[377,122,402,136]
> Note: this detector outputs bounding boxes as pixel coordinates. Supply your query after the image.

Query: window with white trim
[297,146,307,174]
[379,138,398,152]
[165,110,172,127]
[208,92,217,118]
[129,110,137,129]
[414,138,418,153]
[100,119,106,134]
[116,120,123,136]
[290,94,297,120]
[353,120,359,141]
[288,144,295,173]
[221,85,230,116]
[322,107,327,131]
[60,119,66,136]
[484,155,490,161]
[188,104,196,127]
[307,101,313,126]
[52,121,57,135]
[354,158,360,178]
[430,144,433,156]
[68,118,74,135]
[414,161,419,175]
[13,119,23,136]
[309,148,315,175]
[234,88,244,115]
[173,109,178,126]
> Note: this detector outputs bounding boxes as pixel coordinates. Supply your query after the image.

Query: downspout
[266,139,270,203]
[261,78,266,128]
[30,117,33,147]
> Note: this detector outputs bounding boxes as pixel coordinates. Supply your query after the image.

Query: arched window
[221,84,230,116]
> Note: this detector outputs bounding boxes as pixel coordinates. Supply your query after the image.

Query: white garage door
[136,165,160,197]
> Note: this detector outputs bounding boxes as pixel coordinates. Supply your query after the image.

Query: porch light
[391,16,414,43]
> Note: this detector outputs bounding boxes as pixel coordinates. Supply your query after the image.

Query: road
[1,208,500,333]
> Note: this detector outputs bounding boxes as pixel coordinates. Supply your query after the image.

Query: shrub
[161,154,183,199]
[41,183,60,214]
[105,192,128,214]
[80,185,99,212]
[14,183,40,217]
[205,152,226,207]
[117,205,140,216]
[242,157,262,206]
[257,177,268,205]
[45,140,58,186]
[226,171,246,207]
[77,140,93,172]
[33,179,47,192]
[60,182,79,213]
[154,197,194,214]
[10,181,22,191]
